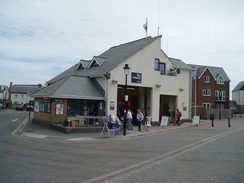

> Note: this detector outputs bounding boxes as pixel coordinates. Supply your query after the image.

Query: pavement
[14,116,244,142]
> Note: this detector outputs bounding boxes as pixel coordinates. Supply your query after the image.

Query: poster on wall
[110,101,114,110]
[34,101,39,112]
[56,103,64,115]
[131,72,142,83]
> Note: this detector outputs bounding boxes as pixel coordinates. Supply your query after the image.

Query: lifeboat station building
[31,35,193,132]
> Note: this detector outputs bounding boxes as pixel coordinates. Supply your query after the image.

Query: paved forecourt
[81,117,244,183]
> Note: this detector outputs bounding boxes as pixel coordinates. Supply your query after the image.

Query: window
[40,102,51,113]
[204,76,210,83]
[89,59,100,68]
[67,99,103,117]
[14,94,18,99]
[154,58,160,70]
[217,75,224,84]
[77,63,85,70]
[154,58,166,75]
[215,90,226,101]
[202,89,211,96]
[220,91,226,102]
[21,94,24,99]
[215,90,219,101]
[202,103,211,109]
[159,62,166,75]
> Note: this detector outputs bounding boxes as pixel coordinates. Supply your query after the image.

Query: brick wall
[194,69,229,109]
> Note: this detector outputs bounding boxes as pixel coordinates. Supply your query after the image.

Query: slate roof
[232,81,244,91]
[10,85,41,95]
[48,36,162,84]
[169,58,193,70]
[188,64,230,82]
[31,76,105,100]
[32,36,163,99]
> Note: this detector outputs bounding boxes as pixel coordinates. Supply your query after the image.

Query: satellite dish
[176,68,180,74]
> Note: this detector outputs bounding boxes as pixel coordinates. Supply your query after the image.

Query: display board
[160,116,169,127]
[193,116,200,126]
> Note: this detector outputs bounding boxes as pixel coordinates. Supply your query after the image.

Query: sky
[0,0,243,95]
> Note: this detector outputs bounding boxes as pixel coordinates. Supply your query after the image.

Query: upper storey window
[217,75,224,85]
[89,59,100,68]
[154,58,166,75]
[204,76,210,83]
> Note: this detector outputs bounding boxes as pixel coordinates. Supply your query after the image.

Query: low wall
[32,118,104,133]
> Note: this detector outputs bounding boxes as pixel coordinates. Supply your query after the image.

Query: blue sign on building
[131,72,142,83]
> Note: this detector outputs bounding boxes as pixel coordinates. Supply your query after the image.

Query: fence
[204,108,233,120]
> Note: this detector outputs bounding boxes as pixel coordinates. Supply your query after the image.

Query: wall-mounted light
[179,87,184,91]
[155,84,161,88]
[112,80,118,84]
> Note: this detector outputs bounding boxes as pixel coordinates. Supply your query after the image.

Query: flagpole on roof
[143,18,148,38]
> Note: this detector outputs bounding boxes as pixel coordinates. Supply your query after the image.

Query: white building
[232,81,244,105]
[10,84,42,108]
[32,35,192,126]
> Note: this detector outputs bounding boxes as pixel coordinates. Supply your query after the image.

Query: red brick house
[189,64,230,118]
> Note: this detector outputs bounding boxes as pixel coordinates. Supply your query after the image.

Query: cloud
[0,0,244,92]
[0,58,73,85]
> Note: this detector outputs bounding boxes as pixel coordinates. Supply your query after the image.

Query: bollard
[210,114,214,127]
[228,118,231,128]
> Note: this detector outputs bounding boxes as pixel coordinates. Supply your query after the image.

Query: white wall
[105,37,191,121]
[233,90,244,105]
[11,93,34,105]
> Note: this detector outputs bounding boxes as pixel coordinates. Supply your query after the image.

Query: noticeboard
[131,72,142,83]
[193,116,200,126]
[160,116,169,127]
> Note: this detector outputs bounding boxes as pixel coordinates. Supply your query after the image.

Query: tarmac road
[0,110,243,183]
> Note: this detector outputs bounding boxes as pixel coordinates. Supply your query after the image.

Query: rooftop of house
[10,84,42,95]
[188,64,230,82]
[232,81,244,91]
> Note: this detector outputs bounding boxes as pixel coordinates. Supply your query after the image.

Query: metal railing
[66,116,110,127]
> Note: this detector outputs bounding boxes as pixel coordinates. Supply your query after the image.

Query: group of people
[110,108,182,130]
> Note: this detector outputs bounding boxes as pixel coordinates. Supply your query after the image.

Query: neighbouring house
[232,81,244,114]
[188,64,230,119]
[31,35,193,132]
[0,85,9,107]
[9,82,42,109]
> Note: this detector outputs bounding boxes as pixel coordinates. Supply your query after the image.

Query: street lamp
[123,64,130,136]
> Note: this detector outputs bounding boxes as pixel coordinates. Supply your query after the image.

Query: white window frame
[204,76,210,83]
[202,103,211,109]
[202,89,211,96]
[217,75,225,85]
[220,91,226,101]
[154,58,160,70]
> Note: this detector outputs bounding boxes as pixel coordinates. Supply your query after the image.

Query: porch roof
[31,76,105,100]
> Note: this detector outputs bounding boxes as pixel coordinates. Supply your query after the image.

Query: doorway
[117,85,152,120]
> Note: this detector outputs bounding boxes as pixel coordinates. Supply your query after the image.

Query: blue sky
[0,0,243,94]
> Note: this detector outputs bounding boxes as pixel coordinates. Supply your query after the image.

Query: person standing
[127,109,133,130]
[136,109,144,131]
[175,109,182,126]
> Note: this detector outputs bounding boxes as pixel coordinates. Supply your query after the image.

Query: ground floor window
[40,102,51,113]
[202,103,211,109]
[67,99,104,117]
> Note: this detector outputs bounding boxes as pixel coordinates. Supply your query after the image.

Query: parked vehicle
[26,105,33,111]
[16,105,25,111]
